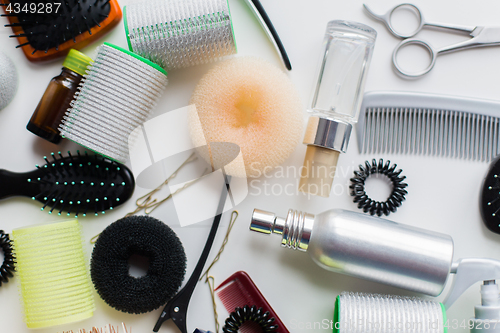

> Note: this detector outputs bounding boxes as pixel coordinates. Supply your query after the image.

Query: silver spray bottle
[250,208,454,296]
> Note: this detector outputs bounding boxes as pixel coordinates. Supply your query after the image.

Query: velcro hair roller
[59,43,168,164]
[124,0,237,71]
[11,220,94,329]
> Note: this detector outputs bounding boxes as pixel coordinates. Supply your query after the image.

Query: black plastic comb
[0,151,135,217]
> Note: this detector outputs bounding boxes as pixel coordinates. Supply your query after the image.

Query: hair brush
[0,151,134,217]
[0,0,122,62]
[481,154,500,234]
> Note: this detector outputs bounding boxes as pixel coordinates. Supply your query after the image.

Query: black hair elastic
[349,159,408,216]
[222,305,278,333]
[0,230,15,286]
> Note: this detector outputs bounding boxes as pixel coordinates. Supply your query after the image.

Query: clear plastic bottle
[27,49,92,144]
[299,21,376,197]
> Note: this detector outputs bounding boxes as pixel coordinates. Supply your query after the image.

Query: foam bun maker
[250,208,454,296]
[59,43,168,164]
[90,216,186,314]
[124,0,237,71]
[189,57,303,178]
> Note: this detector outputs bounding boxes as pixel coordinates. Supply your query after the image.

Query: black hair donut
[349,159,408,216]
[222,305,278,333]
[0,230,15,286]
[90,216,186,314]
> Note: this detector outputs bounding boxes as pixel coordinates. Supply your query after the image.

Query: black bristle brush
[481,154,500,234]
[0,0,122,62]
[0,151,134,217]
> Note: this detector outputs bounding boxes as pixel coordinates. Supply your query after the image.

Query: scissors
[364,3,500,78]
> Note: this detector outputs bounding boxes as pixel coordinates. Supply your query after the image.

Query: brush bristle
[1,0,111,52]
[59,43,168,164]
[125,0,236,71]
[336,292,444,333]
[480,155,500,234]
[29,150,135,217]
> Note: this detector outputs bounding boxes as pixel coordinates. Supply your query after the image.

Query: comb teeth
[358,92,500,162]
[124,0,236,71]
[215,271,290,333]
[59,43,168,163]
[337,292,444,333]
[11,220,94,329]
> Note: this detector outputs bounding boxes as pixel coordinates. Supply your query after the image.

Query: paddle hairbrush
[0,151,134,217]
[0,0,122,62]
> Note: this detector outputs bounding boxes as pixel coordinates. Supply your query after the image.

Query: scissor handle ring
[386,3,425,38]
[392,39,437,78]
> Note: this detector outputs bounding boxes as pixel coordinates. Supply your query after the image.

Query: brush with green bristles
[0,151,135,217]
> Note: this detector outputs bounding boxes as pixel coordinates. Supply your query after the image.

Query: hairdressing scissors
[364,3,500,78]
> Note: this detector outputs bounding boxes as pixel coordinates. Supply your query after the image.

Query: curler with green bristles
[124,0,237,71]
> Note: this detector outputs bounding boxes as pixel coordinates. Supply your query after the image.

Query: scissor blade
[469,26,500,45]
[470,26,484,37]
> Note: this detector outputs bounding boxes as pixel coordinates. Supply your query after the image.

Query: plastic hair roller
[335,258,500,333]
[124,0,237,71]
[11,220,95,328]
[250,208,453,296]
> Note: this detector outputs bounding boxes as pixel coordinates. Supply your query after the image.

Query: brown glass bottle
[27,49,92,144]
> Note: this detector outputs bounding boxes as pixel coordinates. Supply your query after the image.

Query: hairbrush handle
[0,169,40,199]
[153,175,231,333]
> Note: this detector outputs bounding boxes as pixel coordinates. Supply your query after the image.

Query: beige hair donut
[189,57,304,178]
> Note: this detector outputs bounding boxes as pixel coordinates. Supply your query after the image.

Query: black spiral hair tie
[223,305,278,333]
[350,159,408,217]
[0,230,15,286]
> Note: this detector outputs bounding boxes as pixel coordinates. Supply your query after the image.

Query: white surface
[1,0,500,332]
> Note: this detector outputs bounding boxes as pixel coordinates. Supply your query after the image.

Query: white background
[2,0,500,332]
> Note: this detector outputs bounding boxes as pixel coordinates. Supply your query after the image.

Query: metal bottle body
[307,209,454,296]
